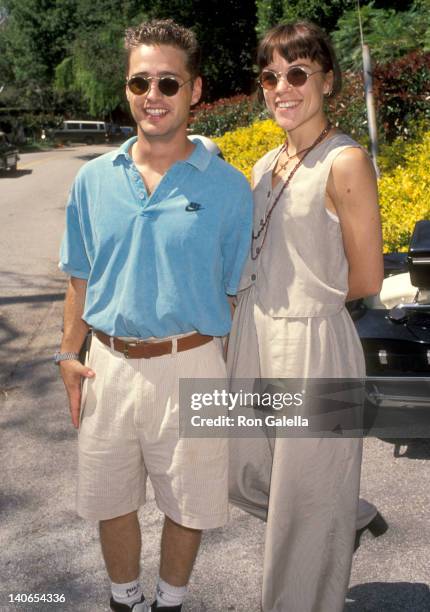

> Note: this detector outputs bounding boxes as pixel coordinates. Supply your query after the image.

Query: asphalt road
[0,146,429,612]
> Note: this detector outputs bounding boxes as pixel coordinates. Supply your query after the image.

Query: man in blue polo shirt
[57,19,252,612]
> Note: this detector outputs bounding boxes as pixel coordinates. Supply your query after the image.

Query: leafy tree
[255,0,356,35]
[372,0,414,8]
[333,1,430,70]
[255,0,416,37]
[280,0,354,30]
[0,0,79,111]
[144,0,257,99]
[58,0,257,107]
[256,0,284,37]
[54,0,257,114]
[1,0,258,116]
[1,0,78,83]
[0,11,14,90]
[54,0,146,117]
[55,27,126,117]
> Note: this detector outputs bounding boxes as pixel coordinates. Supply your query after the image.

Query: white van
[50,120,109,144]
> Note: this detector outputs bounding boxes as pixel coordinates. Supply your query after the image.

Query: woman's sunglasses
[126,75,192,97]
[259,67,324,90]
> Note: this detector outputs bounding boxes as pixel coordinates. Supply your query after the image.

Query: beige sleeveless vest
[239,133,363,317]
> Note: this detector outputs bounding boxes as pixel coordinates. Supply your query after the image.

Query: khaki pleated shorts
[77,335,229,529]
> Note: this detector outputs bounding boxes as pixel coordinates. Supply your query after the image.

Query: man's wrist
[54,351,80,365]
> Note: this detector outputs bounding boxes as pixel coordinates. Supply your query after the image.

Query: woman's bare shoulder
[331,145,375,181]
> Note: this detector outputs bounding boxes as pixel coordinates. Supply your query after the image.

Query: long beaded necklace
[251,123,332,261]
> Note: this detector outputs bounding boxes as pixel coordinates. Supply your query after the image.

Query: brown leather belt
[94,330,213,359]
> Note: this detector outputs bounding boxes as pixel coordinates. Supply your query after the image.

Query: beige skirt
[227,285,363,612]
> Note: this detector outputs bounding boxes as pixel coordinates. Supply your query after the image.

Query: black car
[0,131,19,173]
[351,220,430,439]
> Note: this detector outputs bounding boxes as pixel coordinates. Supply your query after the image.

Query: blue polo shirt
[59,137,252,338]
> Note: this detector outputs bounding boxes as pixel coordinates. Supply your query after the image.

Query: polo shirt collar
[184,140,211,171]
[110,136,136,162]
[110,136,212,172]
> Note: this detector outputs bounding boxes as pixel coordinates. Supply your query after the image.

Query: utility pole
[357,0,380,176]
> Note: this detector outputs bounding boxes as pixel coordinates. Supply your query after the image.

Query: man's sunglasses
[126,74,192,97]
[259,67,324,90]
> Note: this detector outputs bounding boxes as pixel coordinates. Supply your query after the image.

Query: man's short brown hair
[124,19,201,78]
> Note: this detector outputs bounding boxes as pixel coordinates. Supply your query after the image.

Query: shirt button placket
[131,168,147,204]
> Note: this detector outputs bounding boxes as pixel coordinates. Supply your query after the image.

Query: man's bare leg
[100,511,141,582]
[159,516,202,586]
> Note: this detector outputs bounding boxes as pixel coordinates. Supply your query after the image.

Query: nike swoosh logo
[185,202,204,212]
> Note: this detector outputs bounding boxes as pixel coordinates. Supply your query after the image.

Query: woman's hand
[326,147,384,301]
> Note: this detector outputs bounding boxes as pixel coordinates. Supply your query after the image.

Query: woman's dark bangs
[258,30,331,72]
[280,37,319,65]
[257,22,342,97]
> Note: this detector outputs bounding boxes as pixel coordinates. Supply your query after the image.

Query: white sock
[111,579,143,606]
[156,578,187,607]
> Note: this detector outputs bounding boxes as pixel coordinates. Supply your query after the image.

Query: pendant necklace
[275,142,312,174]
[251,123,332,261]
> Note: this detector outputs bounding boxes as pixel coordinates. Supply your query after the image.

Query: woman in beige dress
[228,22,384,612]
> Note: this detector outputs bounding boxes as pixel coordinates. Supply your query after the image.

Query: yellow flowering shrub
[216,118,430,253]
[379,131,430,251]
[214,119,284,180]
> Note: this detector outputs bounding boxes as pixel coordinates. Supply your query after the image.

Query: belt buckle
[123,341,138,359]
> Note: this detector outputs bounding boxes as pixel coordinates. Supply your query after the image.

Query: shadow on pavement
[0,414,28,429]
[0,351,76,444]
[0,270,65,296]
[392,438,430,459]
[0,292,65,305]
[0,169,33,178]
[0,491,33,517]
[378,438,430,460]
[0,316,20,353]
[76,153,108,162]
[346,581,430,611]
